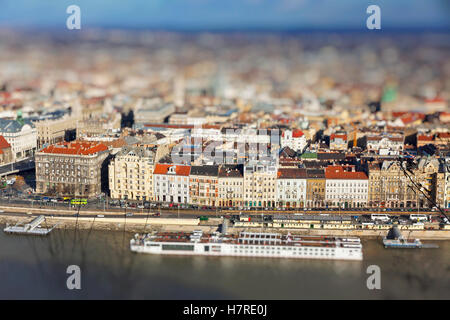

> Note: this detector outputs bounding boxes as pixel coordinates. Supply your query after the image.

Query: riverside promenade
[1,206,449,240]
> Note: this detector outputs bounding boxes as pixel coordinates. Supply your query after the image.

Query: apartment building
[34,115,77,148]
[109,146,155,201]
[134,99,175,125]
[244,163,277,208]
[217,164,244,208]
[0,135,13,164]
[35,141,110,197]
[0,118,37,160]
[325,165,368,208]
[329,133,347,151]
[417,134,434,148]
[280,129,308,153]
[366,133,404,155]
[416,157,443,208]
[189,165,219,207]
[306,169,325,208]
[276,168,307,208]
[445,159,450,209]
[153,164,191,204]
[76,112,121,138]
[368,161,418,209]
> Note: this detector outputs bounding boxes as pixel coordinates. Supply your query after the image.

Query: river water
[0,227,448,299]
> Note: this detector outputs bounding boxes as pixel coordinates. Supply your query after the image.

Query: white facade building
[153,164,191,204]
[281,129,308,152]
[325,166,368,208]
[276,168,308,208]
[0,118,37,161]
[366,134,404,155]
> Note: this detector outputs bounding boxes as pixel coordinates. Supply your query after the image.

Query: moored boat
[130,230,363,261]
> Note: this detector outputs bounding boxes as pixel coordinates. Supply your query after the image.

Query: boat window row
[230,246,336,255]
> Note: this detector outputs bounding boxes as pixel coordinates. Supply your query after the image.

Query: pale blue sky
[0,0,448,30]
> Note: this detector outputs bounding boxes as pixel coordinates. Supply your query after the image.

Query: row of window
[39,157,95,163]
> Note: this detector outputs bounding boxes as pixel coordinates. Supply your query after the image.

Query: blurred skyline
[0,0,449,31]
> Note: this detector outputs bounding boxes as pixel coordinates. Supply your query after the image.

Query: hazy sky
[0,0,449,30]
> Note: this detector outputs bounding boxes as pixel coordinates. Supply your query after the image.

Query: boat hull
[130,242,363,261]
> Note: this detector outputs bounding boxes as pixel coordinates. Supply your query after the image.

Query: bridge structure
[0,157,35,178]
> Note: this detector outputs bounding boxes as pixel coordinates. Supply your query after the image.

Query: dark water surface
[0,227,448,299]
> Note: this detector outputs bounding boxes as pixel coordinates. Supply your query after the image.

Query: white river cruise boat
[130,231,363,261]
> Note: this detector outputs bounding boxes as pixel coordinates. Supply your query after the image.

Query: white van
[370,214,390,222]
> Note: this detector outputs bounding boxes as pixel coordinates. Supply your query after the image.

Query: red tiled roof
[392,111,408,118]
[417,134,434,141]
[279,118,293,124]
[0,98,22,105]
[292,129,304,138]
[0,135,11,149]
[281,129,304,138]
[277,168,307,179]
[396,112,425,125]
[0,92,11,99]
[325,166,367,180]
[153,164,191,176]
[425,97,445,103]
[330,134,347,141]
[40,141,108,155]
[437,132,450,139]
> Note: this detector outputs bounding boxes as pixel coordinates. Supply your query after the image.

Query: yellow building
[35,115,78,149]
[306,169,325,208]
[108,146,155,201]
[217,164,244,208]
[369,160,417,209]
[244,163,277,208]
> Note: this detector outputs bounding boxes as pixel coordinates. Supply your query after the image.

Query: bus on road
[71,198,88,205]
[409,214,428,222]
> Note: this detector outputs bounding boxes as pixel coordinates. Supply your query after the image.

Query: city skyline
[0,2,449,303]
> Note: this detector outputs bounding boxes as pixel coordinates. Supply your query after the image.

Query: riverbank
[1,214,450,240]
